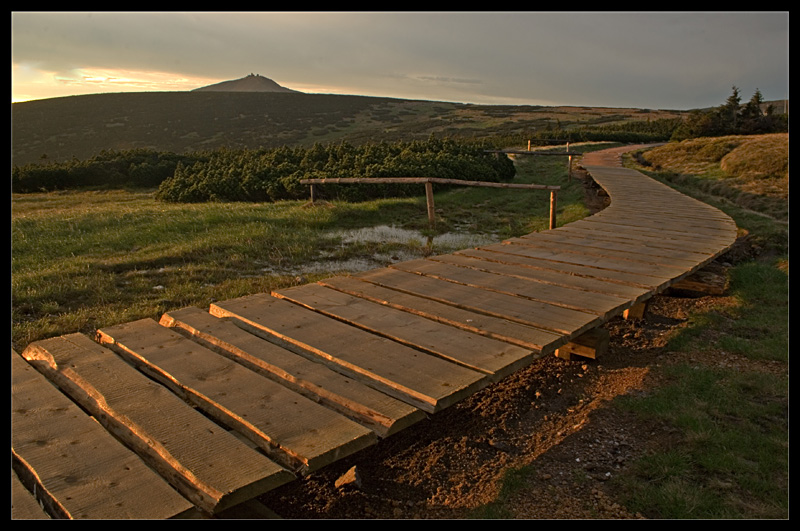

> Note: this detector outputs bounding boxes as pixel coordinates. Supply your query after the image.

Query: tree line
[670,87,787,141]
[155,137,516,203]
[12,137,516,202]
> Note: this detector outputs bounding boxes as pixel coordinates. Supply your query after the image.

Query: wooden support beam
[623,301,647,320]
[670,267,729,296]
[555,327,609,361]
[549,190,558,230]
[425,181,435,229]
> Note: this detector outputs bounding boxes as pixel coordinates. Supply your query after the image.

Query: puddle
[261,225,500,276]
[338,225,498,249]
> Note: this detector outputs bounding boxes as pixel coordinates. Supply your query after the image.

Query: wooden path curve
[12,144,738,519]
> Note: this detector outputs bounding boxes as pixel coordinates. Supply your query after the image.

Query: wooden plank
[22,334,294,515]
[12,468,50,520]
[357,267,601,337]
[96,319,377,475]
[566,224,736,258]
[210,294,489,414]
[590,206,737,233]
[546,224,729,255]
[272,283,534,381]
[484,241,684,285]
[429,253,651,302]
[320,275,565,354]
[572,217,736,246]
[497,241,690,279]
[11,349,195,520]
[391,258,633,319]
[504,237,702,269]
[516,230,716,263]
[455,248,665,289]
[160,306,425,438]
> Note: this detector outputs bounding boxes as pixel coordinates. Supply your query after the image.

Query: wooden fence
[299,177,562,230]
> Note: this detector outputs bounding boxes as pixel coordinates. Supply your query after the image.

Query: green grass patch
[614,364,788,519]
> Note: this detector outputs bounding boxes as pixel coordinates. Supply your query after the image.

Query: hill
[11,90,688,166]
[192,73,301,93]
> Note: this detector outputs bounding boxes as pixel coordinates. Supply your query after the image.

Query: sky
[11,11,790,110]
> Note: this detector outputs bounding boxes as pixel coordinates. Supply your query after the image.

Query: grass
[11,144,601,352]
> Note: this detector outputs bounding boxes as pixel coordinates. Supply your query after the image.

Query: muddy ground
[255,170,769,520]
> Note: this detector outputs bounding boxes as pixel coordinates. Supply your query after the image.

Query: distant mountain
[192,73,301,93]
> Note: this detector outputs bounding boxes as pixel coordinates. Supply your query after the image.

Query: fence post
[425,180,436,228]
[549,189,558,230]
[309,184,316,203]
[566,142,572,181]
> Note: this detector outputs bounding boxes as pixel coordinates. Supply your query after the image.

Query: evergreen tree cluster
[12,149,202,193]
[671,87,788,141]
[154,137,516,203]
[12,138,515,202]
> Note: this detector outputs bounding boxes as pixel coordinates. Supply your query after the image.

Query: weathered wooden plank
[429,253,651,302]
[496,241,690,279]
[554,222,735,255]
[390,258,633,319]
[590,207,738,234]
[96,319,377,475]
[320,275,565,354]
[504,237,702,270]
[273,283,534,381]
[12,468,50,520]
[22,334,294,515]
[160,307,425,438]
[516,230,717,263]
[210,293,489,414]
[357,267,601,337]
[454,248,666,289]
[572,217,737,246]
[11,349,195,520]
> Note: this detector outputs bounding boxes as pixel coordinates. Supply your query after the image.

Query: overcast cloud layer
[11,11,789,110]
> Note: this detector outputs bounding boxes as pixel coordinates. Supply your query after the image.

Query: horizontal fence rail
[484,146,584,180]
[299,177,562,230]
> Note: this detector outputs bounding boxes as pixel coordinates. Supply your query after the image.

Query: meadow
[11,143,594,352]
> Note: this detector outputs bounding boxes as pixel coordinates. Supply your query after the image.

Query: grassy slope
[11,91,686,165]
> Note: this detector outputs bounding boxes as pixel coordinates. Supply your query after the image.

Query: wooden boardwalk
[12,145,738,519]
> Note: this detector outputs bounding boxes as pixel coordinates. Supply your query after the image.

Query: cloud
[11,11,789,109]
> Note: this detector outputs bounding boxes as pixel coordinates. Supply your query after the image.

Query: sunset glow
[12,64,224,103]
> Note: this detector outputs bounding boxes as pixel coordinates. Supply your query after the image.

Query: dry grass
[641,134,788,200]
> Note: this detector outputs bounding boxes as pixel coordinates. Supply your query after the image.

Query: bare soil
[255,169,769,520]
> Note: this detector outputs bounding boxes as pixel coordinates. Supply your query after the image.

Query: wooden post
[623,301,647,320]
[309,184,316,203]
[425,181,435,228]
[549,189,557,230]
[527,140,531,151]
[555,327,609,360]
[566,142,572,181]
